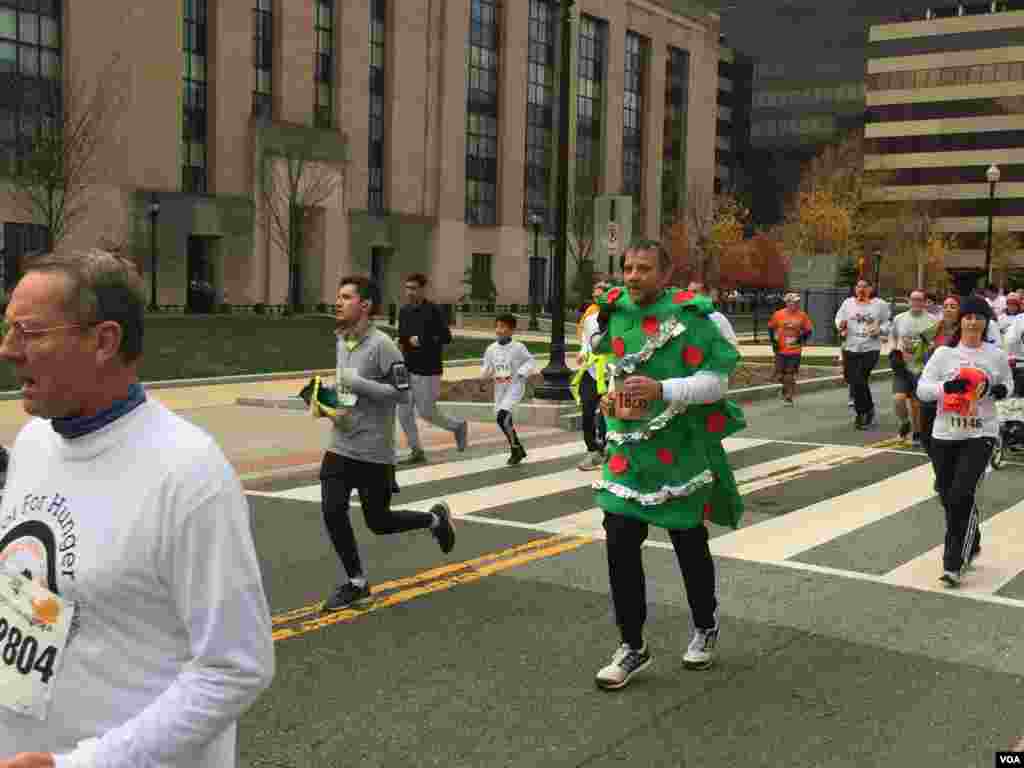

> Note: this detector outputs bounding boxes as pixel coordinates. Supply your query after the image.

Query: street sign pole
[606,220,619,276]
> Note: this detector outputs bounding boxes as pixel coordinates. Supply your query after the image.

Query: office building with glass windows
[0,0,722,309]
[708,0,940,228]
[865,4,1024,273]
[715,39,753,195]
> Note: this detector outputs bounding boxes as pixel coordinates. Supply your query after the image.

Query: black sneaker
[939,570,961,588]
[323,581,371,612]
[899,422,911,441]
[507,445,527,465]
[430,501,455,554]
[911,432,922,448]
[854,412,866,429]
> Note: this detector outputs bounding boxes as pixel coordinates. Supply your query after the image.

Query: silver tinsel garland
[605,316,688,444]
[606,317,686,379]
[592,470,713,506]
[605,399,687,445]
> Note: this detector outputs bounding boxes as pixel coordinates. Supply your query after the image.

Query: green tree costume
[593,287,747,530]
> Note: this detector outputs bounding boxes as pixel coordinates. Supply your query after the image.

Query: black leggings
[845,350,880,417]
[929,437,992,573]
[320,451,432,579]
[579,371,606,453]
[604,513,717,648]
[497,409,522,450]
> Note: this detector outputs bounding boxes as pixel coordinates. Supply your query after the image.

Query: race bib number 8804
[0,572,72,721]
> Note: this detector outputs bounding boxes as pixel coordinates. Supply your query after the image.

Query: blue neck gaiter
[51,382,147,439]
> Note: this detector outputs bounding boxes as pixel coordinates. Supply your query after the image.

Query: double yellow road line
[272,533,594,642]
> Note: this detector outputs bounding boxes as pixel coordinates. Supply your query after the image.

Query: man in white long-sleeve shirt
[688,281,739,346]
[0,249,274,768]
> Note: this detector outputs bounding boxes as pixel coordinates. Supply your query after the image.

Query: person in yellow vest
[574,274,613,470]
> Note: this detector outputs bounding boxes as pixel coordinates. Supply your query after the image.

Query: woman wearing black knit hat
[916,295,1013,587]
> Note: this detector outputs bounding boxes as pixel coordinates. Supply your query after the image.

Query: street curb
[240,367,896,427]
[0,361,486,401]
[0,352,838,402]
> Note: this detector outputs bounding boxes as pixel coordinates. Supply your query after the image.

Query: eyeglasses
[0,320,97,348]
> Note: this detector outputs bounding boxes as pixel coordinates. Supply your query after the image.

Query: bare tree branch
[260,148,342,307]
[2,53,125,249]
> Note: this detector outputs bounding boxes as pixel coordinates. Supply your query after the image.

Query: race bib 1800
[0,571,72,721]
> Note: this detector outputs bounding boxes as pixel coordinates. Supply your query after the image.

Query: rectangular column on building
[601,5,626,198]
[387,0,430,215]
[494,0,529,302]
[277,0,314,126]
[642,41,666,239]
[431,0,470,301]
[684,24,720,205]
[209,0,253,197]
[338,0,370,213]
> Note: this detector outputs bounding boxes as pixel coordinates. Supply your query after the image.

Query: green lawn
[0,316,573,392]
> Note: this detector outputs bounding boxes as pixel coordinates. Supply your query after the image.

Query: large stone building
[865,2,1024,275]
[0,0,722,310]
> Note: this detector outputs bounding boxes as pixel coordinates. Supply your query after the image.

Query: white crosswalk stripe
[249,436,1024,609]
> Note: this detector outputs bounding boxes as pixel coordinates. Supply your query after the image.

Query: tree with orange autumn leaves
[662,186,750,286]
[781,129,964,294]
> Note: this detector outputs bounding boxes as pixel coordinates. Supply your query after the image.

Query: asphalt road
[237,380,1024,768]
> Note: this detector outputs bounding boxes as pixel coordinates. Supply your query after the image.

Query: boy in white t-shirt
[481,314,538,465]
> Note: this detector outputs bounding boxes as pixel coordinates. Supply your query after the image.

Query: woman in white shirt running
[916,296,1013,588]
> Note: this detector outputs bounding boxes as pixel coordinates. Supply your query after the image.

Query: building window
[253,0,272,119]
[662,47,689,223]
[470,252,493,300]
[466,0,500,226]
[314,0,333,128]
[183,0,208,194]
[622,31,645,205]
[524,0,556,229]
[368,0,385,214]
[1,222,49,293]
[0,0,61,176]
[576,14,606,186]
[867,62,1024,92]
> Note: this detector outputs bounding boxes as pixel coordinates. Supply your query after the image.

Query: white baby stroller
[992,359,1024,469]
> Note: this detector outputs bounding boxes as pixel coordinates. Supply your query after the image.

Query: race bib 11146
[0,571,73,721]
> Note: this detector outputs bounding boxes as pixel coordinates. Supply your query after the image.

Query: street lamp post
[147,193,160,311]
[528,213,543,331]
[985,163,1001,287]
[534,0,575,401]
[948,163,1001,298]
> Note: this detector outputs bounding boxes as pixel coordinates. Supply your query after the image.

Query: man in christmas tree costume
[591,241,746,690]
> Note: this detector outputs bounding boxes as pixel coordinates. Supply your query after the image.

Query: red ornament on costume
[642,316,660,336]
[707,411,726,433]
[606,287,622,303]
[684,346,704,366]
[611,337,626,357]
[703,503,713,521]
[673,290,695,304]
[608,454,629,474]
[656,448,674,465]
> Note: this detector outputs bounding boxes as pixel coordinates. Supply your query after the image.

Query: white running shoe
[595,643,652,690]
[683,623,719,670]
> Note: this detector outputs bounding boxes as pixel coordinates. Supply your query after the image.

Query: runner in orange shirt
[768,292,814,406]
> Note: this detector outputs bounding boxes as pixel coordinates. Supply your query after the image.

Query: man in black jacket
[397,273,468,463]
